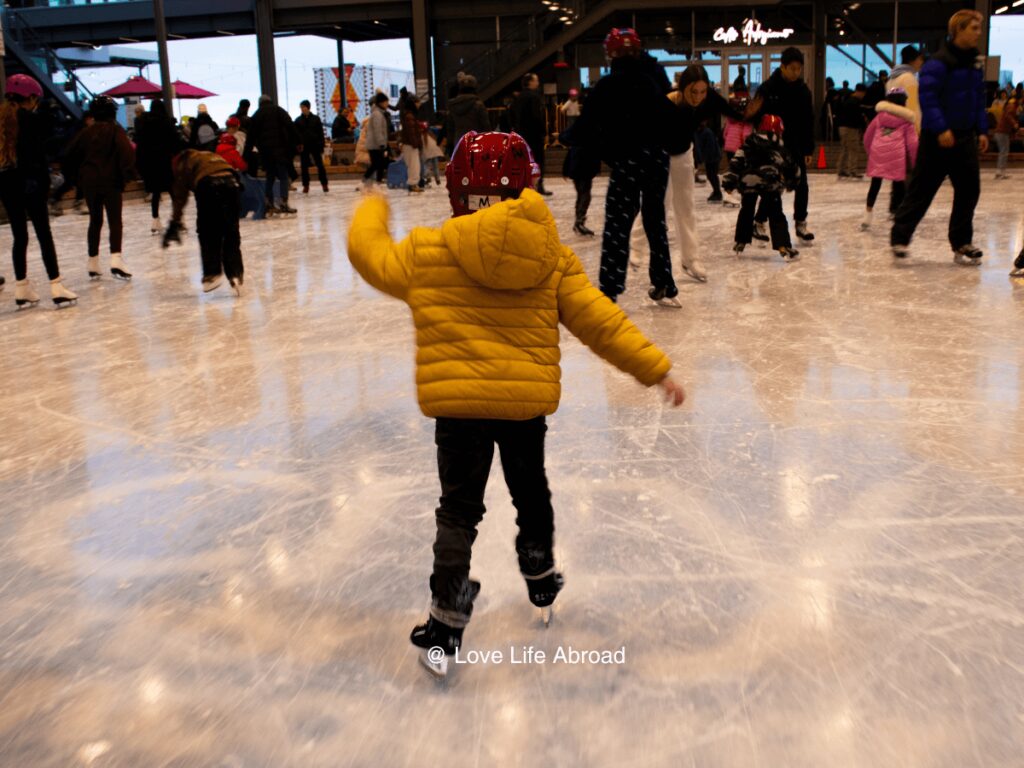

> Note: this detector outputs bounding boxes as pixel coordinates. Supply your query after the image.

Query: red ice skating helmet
[568,88,579,97]
[5,74,43,100]
[445,131,540,217]
[604,28,642,58]
[759,114,785,135]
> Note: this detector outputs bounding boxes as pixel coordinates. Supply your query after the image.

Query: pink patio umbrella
[100,75,162,98]
[170,79,218,119]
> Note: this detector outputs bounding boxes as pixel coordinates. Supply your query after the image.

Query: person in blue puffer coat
[890,9,990,265]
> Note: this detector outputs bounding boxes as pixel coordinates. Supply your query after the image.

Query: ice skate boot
[202,274,224,293]
[861,209,873,231]
[277,203,298,216]
[150,218,161,235]
[722,191,741,208]
[706,191,723,203]
[410,617,464,678]
[733,242,746,254]
[87,255,101,279]
[228,275,244,297]
[1011,250,1024,277]
[953,244,982,266]
[892,244,909,260]
[679,255,707,283]
[50,278,77,308]
[648,285,682,308]
[0,275,4,292]
[795,220,815,243]
[573,222,595,236]
[110,253,132,280]
[14,279,39,308]
[302,183,310,194]
[778,246,800,262]
[322,182,329,193]
[525,569,565,627]
[752,221,769,245]
[407,185,424,195]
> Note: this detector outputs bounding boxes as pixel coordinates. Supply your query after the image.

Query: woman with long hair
[0,75,76,308]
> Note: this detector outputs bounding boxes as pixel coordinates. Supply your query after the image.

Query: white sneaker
[110,253,132,280]
[87,255,101,279]
[14,279,39,308]
[861,209,873,231]
[151,218,161,235]
[50,278,78,308]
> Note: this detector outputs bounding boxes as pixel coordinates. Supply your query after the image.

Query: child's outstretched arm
[347,193,415,300]
[557,249,684,404]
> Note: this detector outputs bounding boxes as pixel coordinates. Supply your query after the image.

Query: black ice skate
[648,285,682,308]
[795,221,815,243]
[1011,250,1024,277]
[573,222,595,236]
[525,569,565,627]
[953,244,982,266]
[410,617,465,678]
[277,203,298,216]
[733,242,746,254]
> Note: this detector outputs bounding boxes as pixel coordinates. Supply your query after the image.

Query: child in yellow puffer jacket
[347,131,685,678]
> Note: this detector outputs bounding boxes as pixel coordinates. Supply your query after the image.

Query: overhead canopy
[100,74,161,97]
[171,79,217,99]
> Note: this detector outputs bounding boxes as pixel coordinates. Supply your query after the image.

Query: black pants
[195,176,243,281]
[756,155,809,224]
[263,157,292,204]
[573,177,592,226]
[431,416,555,623]
[705,160,722,196]
[151,191,162,220]
[85,188,123,256]
[866,177,905,213]
[737,192,791,249]
[0,170,60,281]
[600,148,674,299]
[891,131,980,249]
[363,149,389,182]
[300,148,328,189]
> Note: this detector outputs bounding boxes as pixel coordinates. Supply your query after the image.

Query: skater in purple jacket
[861,88,918,230]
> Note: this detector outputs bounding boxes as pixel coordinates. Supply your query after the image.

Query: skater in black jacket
[722,114,802,262]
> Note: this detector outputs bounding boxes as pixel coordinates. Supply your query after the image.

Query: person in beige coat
[888,45,925,134]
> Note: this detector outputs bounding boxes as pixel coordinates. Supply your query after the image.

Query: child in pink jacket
[723,92,754,208]
[862,88,918,230]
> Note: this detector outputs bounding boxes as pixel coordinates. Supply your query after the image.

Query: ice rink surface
[1,173,1023,767]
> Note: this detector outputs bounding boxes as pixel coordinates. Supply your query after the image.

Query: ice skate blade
[953,254,982,267]
[539,606,554,627]
[88,273,101,280]
[419,649,449,678]
[53,298,77,308]
[651,296,682,308]
[1010,267,1024,277]
[111,269,132,280]
[15,299,39,309]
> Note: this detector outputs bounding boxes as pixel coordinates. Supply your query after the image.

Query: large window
[826,42,920,89]
[990,15,1024,87]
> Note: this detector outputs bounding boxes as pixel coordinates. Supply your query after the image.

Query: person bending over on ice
[163,149,245,296]
[722,114,802,262]
[346,131,686,678]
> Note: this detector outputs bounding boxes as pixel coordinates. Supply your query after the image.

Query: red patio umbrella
[171,80,217,99]
[100,75,162,98]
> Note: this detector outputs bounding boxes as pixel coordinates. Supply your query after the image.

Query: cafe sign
[713,18,795,46]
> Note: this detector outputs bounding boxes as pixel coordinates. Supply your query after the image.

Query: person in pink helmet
[0,74,77,308]
[558,87,582,130]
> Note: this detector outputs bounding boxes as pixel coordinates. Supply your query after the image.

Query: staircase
[3,7,93,120]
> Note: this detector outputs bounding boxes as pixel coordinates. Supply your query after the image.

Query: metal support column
[254,0,278,103]
[813,1,827,139]
[411,0,431,103]
[336,37,347,110]
[975,0,991,57]
[153,0,174,117]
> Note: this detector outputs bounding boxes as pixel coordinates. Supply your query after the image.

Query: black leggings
[866,177,905,213]
[85,188,123,256]
[363,149,389,182]
[0,170,60,281]
[151,191,161,219]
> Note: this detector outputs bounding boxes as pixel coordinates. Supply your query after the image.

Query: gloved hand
[162,220,183,248]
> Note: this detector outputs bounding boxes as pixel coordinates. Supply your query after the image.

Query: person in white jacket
[361,93,392,188]
[887,45,925,134]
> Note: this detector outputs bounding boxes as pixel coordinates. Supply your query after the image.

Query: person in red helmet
[571,27,679,305]
[346,130,686,678]
[0,74,77,307]
[722,114,802,261]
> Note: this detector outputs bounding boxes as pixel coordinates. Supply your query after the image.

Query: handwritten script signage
[713,19,795,46]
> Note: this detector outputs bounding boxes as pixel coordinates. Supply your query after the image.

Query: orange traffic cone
[817,145,827,170]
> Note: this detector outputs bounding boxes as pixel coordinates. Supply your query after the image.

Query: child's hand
[658,375,686,407]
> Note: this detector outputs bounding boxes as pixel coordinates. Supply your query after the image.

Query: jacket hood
[441,189,561,290]
[935,40,981,69]
[875,100,915,123]
[889,64,915,79]
[448,94,482,116]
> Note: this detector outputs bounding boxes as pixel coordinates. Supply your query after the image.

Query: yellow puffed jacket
[347,189,671,420]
